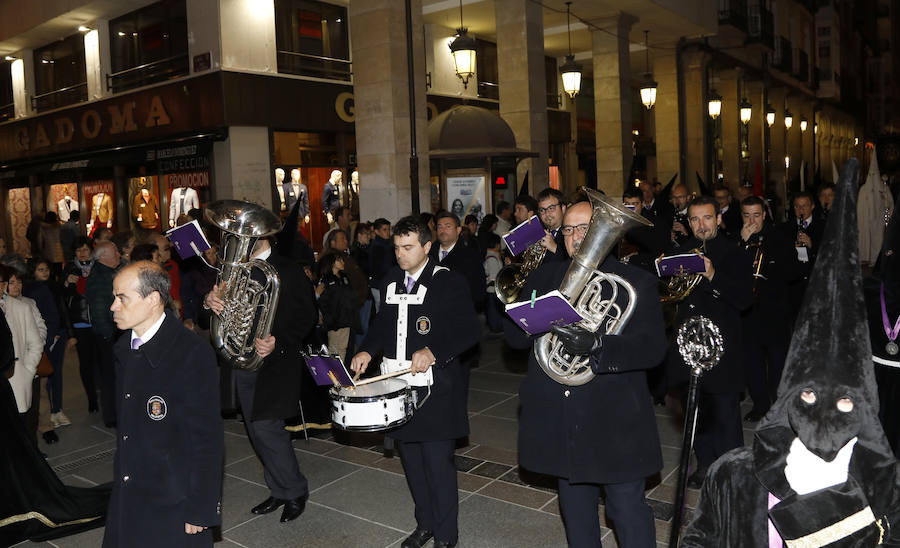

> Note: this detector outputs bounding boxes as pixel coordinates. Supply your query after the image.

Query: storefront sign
[148,143,212,174]
[83,181,114,194]
[166,171,210,189]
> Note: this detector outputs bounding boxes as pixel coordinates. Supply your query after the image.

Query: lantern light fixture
[766,105,776,127]
[639,30,658,110]
[784,109,793,130]
[707,90,722,119]
[559,2,583,99]
[448,0,476,89]
[739,98,752,124]
[800,118,808,132]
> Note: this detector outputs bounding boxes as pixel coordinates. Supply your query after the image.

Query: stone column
[496,0,549,194]
[212,126,273,208]
[591,13,636,197]
[681,49,708,195]
[719,69,740,189]
[84,22,111,101]
[350,0,429,221]
[187,0,223,73]
[219,0,276,73]
[653,46,680,185]
[10,52,34,118]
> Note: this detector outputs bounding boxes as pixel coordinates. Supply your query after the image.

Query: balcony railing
[107,53,189,94]
[0,102,13,122]
[747,5,774,49]
[719,0,748,31]
[478,80,499,100]
[31,82,87,113]
[796,49,809,84]
[774,37,793,73]
[276,51,351,82]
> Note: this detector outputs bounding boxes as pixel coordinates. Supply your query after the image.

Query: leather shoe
[743,410,766,422]
[687,467,708,489]
[279,495,308,523]
[433,542,457,548]
[42,430,59,444]
[251,497,286,515]
[401,528,434,548]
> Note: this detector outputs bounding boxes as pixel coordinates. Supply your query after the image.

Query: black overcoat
[504,256,665,484]
[250,252,318,421]
[103,313,223,548]
[360,260,480,442]
[666,234,753,394]
[429,242,486,311]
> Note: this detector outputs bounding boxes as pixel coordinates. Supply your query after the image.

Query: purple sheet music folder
[502,216,546,256]
[303,354,355,387]
[505,290,583,336]
[655,253,706,277]
[166,220,211,260]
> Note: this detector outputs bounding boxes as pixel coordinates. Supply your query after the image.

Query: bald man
[103,261,223,547]
[504,199,666,547]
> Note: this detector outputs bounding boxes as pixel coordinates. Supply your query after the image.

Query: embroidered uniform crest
[416,316,431,335]
[147,396,167,421]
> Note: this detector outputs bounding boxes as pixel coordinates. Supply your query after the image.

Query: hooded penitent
[681,159,900,547]
[858,147,894,266]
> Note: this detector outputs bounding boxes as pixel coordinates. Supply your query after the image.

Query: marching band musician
[503,200,667,547]
[203,237,317,524]
[738,196,804,423]
[350,216,479,548]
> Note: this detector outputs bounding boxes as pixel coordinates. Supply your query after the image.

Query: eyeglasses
[538,203,560,215]
[560,224,590,236]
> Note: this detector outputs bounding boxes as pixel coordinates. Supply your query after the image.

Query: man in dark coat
[369,218,394,311]
[351,216,480,548]
[665,195,754,487]
[536,188,569,262]
[504,198,666,547]
[429,211,486,312]
[682,158,900,546]
[86,240,122,427]
[621,188,669,274]
[739,196,805,422]
[204,238,317,523]
[103,261,222,547]
[779,191,825,325]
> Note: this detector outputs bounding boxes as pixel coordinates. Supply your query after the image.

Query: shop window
[0,59,13,122]
[275,0,351,81]
[33,33,88,112]
[108,0,189,94]
[476,39,498,100]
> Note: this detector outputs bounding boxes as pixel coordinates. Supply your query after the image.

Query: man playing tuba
[503,198,667,546]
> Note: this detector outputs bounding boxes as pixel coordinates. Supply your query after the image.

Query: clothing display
[168,187,199,227]
[56,196,79,223]
[90,193,114,226]
[132,191,160,230]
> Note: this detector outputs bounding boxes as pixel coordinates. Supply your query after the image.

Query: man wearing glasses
[536,188,568,262]
[504,199,666,547]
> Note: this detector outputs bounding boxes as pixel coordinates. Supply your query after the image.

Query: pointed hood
[276,191,302,256]
[873,193,900,288]
[695,172,710,196]
[832,160,840,183]
[858,146,895,265]
[758,158,893,463]
[658,173,677,204]
[517,171,530,198]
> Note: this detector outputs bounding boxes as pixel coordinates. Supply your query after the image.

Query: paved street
[15,330,757,548]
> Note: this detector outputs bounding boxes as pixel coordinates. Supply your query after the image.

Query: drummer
[350,216,480,548]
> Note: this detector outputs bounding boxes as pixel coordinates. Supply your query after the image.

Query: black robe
[504,256,666,483]
[360,260,480,442]
[865,276,900,458]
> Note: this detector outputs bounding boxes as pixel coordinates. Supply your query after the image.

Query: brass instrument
[744,235,765,294]
[206,200,283,371]
[533,188,653,386]
[659,245,706,304]
[496,241,547,304]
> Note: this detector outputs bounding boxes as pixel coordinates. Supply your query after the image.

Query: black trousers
[234,369,308,501]
[743,330,788,415]
[694,392,743,469]
[73,327,98,408]
[557,477,656,548]
[397,439,458,543]
[94,333,117,426]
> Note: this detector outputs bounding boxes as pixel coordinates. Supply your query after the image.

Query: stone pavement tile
[648,482,699,508]
[498,466,556,492]
[477,480,555,510]
[44,524,106,547]
[223,430,257,466]
[457,472,491,492]
[461,445,518,466]
[371,455,405,475]
[468,371,523,395]
[292,436,342,455]
[43,423,116,461]
[47,439,116,470]
[60,454,115,486]
[467,389,510,414]
[312,468,418,532]
[469,461,513,479]
[220,473,271,530]
[479,396,520,420]
[224,501,404,548]
[323,445,383,466]
[453,454,482,473]
[655,412,685,449]
[467,415,518,452]
[647,498,674,521]
[655,518,672,543]
[226,450,361,493]
[457,494,567,548]
[223,419,247,436]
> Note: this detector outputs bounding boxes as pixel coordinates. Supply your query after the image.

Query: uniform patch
[147,396,167,421]
[416,316,431,335]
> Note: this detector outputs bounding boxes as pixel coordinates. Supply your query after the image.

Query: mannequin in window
[275,168,287,211]
[322,170,342,224]
[349,170,359,214]
[289,168,310,224]
[86,191,114,234]
[132,187,160,230]
[168,186,199,228]
[57,186,79,222]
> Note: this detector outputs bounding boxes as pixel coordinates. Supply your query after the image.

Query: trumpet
[496,241,546,304]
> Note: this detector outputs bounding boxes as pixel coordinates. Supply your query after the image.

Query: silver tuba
[534,188,652,385]
[206,200,283,371]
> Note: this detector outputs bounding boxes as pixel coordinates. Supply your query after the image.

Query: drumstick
[327,371,343,389]
[355,367,414,386]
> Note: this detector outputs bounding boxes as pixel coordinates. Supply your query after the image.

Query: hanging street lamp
[448,0,476,88]
[639,30,657,109]
[559,2,582,99]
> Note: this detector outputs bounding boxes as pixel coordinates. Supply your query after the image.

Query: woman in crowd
[38,212,64,280]
[24,259,70,431]
[63,237,99,413]
[316,252,360,361]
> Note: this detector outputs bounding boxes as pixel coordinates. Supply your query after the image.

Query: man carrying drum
[350,216,479,548]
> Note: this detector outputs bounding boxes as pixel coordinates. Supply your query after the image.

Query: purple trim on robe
[768,492,783,548]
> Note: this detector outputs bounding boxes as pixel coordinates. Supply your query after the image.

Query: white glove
[784,436,857,495]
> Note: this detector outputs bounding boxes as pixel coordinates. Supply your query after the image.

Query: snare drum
[330,378,415,432]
